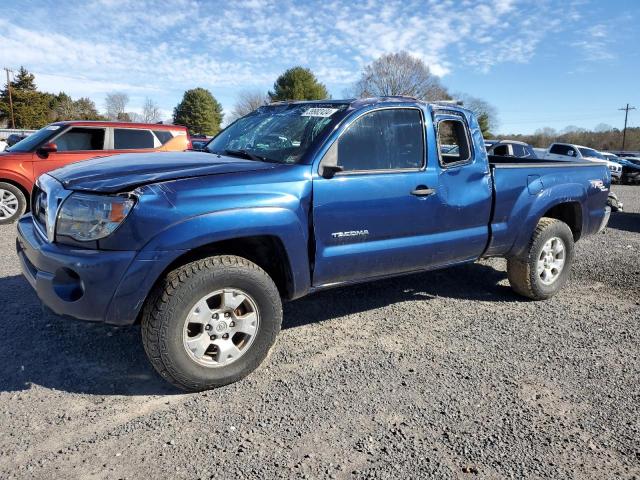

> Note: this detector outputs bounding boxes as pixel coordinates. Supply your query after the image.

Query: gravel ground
[0,186,638,480]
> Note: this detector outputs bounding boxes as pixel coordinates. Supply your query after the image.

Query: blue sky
[1,0,638,134]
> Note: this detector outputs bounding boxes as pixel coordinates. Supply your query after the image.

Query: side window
[55,128,105,151]
[153,130,174,145]
[437,119,471,165]
[493,144,509,156]
[523,146,536,158]
[114,129,155,149]
[512,144,526,157]
[550,144,569,155]
[334,109,424,171]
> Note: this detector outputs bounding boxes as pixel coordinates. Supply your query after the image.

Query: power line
[618,103,636,151]
[3,67,15,129]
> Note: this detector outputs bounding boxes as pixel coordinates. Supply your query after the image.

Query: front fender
[509,182,586,257]
[0,168,33,194]
[104,207,311,325]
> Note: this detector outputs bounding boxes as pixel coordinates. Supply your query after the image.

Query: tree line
[2,51,498,137]
[500,125,640,152]
[0,67,164,129]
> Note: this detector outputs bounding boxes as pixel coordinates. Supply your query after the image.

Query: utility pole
[618,103,636,151]
[3,67,15,129]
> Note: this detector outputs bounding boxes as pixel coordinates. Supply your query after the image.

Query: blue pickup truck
[16,97,611,391]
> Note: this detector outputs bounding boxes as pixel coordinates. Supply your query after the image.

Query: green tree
[268,67,328,102]
[456,93,498,139]
[74,97,102,120]
[50,92,75,121]
[11,66,37,91]
[0,66,52,128]
[173,88,223,135]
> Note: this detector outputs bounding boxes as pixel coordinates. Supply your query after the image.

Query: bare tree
[105,92,129,120]
[456,93,498,137]
[142,97,162,123]
[227,90,268,123]
[351,51,450,101]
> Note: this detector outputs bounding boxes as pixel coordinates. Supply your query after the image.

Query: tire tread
[141,255,280,391]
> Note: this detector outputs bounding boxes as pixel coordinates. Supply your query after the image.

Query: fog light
[52,267,84,302]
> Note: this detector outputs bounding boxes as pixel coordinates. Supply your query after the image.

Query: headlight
[56,193,134,241]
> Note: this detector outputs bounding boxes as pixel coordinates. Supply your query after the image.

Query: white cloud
[0,0,618,117]
[572,24,616,61]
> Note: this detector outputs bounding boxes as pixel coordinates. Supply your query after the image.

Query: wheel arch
[509,184,586,258]
[157,235,295,300]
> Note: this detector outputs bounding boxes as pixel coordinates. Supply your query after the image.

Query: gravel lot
[0,186,638,479]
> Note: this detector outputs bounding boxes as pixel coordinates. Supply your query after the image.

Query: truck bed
[484,155,609,258]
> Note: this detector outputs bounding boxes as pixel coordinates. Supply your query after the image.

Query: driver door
[312,107,442,286]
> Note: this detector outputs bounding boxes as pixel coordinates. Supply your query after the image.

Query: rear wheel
[141,255,282,391]
[507,217,575,300]
[0,182,26,225]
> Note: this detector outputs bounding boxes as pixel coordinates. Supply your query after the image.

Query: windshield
[578,147,604,160]
[6,125,62,152]
[206,103,348,164]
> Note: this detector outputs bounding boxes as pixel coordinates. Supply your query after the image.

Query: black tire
[0,182,27,225]
[141,255,282,392]
[507,217,575,300]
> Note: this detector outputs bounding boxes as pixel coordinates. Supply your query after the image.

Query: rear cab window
[512,144,526,157]
[437,117,471,166]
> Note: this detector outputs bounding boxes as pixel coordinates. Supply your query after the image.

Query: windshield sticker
[301,107,339,118]
[46,126,61,130]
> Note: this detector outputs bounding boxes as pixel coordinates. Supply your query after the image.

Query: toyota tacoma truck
[16,98,611,391]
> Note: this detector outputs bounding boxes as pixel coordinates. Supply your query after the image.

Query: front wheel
[507,217,575,300]
[141,255,282,391]
[0,182,26,225]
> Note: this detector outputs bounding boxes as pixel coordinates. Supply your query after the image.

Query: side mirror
[319,142,343,178]
[320,165,344,179]
[38,142,58,156]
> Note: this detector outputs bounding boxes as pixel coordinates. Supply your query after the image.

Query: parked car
[543,143,622,181]
[0,138,6,152]
[484,139,500,150]
[533,147,547,158]
[487,140,537,158]
[0,121,189,223]
[189,135,212,151]
[602,152,640,185]
[16,98,610,391]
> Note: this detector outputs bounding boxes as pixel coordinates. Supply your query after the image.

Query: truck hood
[47,151,277,193]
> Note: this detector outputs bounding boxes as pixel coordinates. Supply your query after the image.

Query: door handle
[411,186,436,196]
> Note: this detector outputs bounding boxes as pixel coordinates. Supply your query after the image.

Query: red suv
[0,121,189,223]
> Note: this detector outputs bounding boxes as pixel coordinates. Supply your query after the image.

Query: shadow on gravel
[0,261,513,395]
[283,261,518,329]
[608,212,640,234]
[0,274,179,396]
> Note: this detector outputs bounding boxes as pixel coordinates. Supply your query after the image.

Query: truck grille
[31,175,72,242]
